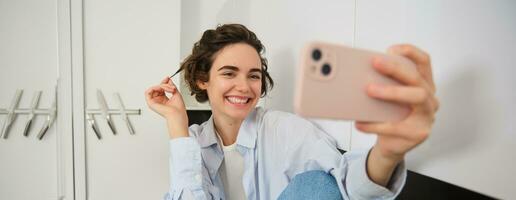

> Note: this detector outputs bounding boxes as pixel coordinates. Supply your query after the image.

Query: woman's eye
[250,75,261,79]
[222,72,234,77]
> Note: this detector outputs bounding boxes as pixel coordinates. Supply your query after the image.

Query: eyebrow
[217,65,262,73]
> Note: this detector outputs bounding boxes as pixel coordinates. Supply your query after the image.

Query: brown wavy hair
[176,24,274,103]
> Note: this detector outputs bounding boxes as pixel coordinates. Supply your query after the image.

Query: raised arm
[145,77,215,200]
[356,44,439,187]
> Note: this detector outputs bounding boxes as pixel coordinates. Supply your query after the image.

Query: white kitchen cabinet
[0,0,74,199]
[72,0,181,199]
[1,0,181,199]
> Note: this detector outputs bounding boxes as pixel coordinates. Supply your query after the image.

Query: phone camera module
[312,49,322,61]
[321,63,331,76]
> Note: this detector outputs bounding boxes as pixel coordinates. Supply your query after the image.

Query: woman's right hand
[145,76,189,138]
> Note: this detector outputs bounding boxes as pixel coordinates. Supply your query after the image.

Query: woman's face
[198,43,263,121]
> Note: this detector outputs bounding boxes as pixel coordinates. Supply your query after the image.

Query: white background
[1,0,515,199]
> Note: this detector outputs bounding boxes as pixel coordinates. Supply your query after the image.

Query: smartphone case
[294,41,412,122]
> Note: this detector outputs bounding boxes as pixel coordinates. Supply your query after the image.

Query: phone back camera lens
[312,49,322,61]
[321,64,331,76]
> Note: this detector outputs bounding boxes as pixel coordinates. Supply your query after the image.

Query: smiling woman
[197,43,265,122]
[145,24,438,200]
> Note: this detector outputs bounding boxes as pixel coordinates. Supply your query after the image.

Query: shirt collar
[236,107,259,149]
[197,107,260,149]
[198,115,218,148]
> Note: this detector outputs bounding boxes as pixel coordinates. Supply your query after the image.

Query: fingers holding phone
[369,45,439,113]
[293,41,439,160]
[365,84,429,106]
[388,44,436,92]
[356,44,439,159]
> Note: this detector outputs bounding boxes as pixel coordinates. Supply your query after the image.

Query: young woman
[145,24,439,200]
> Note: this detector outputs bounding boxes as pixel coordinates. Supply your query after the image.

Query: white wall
[351,1,516,199]
[180,0,516,199]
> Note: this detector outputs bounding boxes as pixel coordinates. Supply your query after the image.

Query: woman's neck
[213,113,243,146]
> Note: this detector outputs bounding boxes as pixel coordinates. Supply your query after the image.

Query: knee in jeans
[279,170,342,200]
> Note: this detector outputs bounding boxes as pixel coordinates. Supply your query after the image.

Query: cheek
[252,81,262,96]
[209,79,232,95]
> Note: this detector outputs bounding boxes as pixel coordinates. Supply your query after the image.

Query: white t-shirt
[216,132,247,200]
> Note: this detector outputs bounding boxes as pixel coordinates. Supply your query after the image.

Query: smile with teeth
[226,96,251,104]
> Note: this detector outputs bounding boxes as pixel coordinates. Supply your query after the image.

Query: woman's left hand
[356,44,440,166]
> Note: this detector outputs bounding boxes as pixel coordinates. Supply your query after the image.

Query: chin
[226,104,256,119]
[223,98,258,119]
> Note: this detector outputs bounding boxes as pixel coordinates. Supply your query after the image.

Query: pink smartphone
[294,41,412,122]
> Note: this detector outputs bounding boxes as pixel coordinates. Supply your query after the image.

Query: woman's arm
[365,146,403,187]
[146,77,216,200]
[165,136,211,200]
[357,44,439,187]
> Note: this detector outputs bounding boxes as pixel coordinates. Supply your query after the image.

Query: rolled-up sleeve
[344,150,406,199]
[164,137,207,200]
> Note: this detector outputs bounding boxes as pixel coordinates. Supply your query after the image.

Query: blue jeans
[277,170,343,200]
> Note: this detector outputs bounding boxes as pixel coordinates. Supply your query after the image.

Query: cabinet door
[0,0,74,199]
[74,0,181,199]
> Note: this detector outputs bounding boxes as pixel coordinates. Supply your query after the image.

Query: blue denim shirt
[164,107,406,200]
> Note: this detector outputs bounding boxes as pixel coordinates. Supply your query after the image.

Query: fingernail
[372,57,384,68]
[355,123,364,130]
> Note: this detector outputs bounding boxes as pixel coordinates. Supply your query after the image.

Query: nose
[234,76,250,93]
